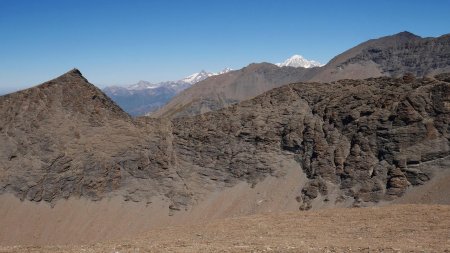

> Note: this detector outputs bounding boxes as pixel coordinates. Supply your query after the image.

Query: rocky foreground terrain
[1,205,449,252]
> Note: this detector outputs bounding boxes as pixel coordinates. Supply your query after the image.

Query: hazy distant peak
[127,80,159,90]
[276,55,322,68]
[181,68,233,84]
[105,67,233,96]
[181,71,215,84]
[218,67,233,74]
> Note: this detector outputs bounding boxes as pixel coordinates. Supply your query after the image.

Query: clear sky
[0,0,449,93]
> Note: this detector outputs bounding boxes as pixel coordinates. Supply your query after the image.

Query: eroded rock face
[288,78,450,208]
[0,70,192,209]
[0,70,449,210]
[170,75,450,209]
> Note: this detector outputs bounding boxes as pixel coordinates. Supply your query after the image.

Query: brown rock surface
[0,69,192,208]
[1,69,449,211]
[1,205,449,252]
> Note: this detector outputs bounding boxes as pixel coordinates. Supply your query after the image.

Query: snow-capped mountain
[127,80,161,90]
[218,67,233,75]
[181,70,215,84]
[276,55,322,68]
[109,68,233,94]
[103,68,232,116]
[181,68,233,84]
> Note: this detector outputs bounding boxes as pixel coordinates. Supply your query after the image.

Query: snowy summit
[276,55,322,68]
[104,68,233,96]
[180,70,216,84]
[181,68,233,84]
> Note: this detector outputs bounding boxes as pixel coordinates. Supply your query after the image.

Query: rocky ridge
[1,70,449,211]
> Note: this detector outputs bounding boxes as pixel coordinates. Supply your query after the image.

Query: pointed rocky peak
[42,68,90,89]
[394,31,421,39]
[67,68,83,76]
[1,69,130,122]
[54,68,87,82]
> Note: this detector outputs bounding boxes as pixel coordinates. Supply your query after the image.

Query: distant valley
[102,69,232,116]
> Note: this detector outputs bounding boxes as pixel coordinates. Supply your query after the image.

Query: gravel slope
[2,205,449,253]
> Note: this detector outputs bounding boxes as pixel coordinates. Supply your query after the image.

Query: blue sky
[0,0,449,93]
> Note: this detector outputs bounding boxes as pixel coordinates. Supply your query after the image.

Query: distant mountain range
[103,55,320,116]
[103,68,232,116]
[153,31,450,118]
[181,68,233,84]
